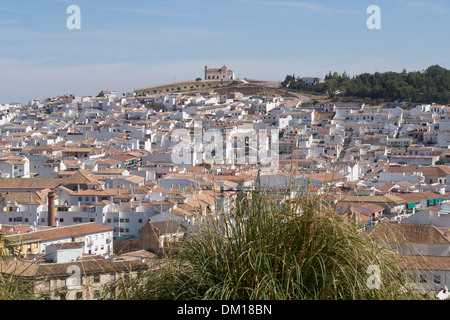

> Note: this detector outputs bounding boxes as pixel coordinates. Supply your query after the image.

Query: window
[434,275,441,284]
[125,218,129,223]
[76,292,83,300]
[107,219,111,223]
[78,197,82,202]
[120,218,124,223]
[419,275,427,283]
[93,275,100,283]
[138,219,143,224]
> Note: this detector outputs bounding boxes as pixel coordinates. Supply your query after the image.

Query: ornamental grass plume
[0,230,36,300]
[106,186,425,300]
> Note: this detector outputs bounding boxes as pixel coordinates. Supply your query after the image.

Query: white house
[6,222,114,256]
[401,203,450,228]
[437,131,450,148]
[0,157,30,178]
[45,242,84,263]
[379,171,424,184]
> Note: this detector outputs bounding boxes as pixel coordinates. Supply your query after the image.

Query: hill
[134,79,240,96]
[282,65,450,104]
[134,78,302,99]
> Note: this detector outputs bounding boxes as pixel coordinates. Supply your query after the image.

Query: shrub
[109,187,424,300]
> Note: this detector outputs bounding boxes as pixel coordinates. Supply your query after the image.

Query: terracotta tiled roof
[395,255,450,271]
[96,168,128,175]
[6,223,113,244]
[63,171,102,186]
[3,188,55,205]
[307,172,346,182]
[386,165,450,176]
[394,192,443,203]
[334,194,406,205]
[367,221,450,245]
[111,154,137,160]
[0,258,149,278]
[0,178,63,190]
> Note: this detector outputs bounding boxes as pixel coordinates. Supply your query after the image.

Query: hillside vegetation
[283,65,450,104]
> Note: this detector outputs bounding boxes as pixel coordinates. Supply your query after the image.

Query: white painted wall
[45,245,83,263]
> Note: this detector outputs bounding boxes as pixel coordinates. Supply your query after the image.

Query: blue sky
[1,0,450,104]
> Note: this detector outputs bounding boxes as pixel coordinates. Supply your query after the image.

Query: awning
[407,203,416,209]
[429,199,435,205]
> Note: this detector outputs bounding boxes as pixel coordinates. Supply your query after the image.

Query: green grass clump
[108,187,423,300]
[0,231,36,300]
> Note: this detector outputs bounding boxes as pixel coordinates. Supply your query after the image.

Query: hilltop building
[204,65,235,81]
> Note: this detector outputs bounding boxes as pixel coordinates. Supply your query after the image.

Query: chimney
[47,191,56,227]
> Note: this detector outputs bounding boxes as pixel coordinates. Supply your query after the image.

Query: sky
[0,0,450,104]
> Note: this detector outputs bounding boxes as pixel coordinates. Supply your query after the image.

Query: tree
[280,65,450,104]
[281,75,296,89]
